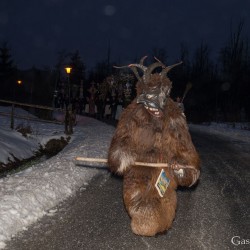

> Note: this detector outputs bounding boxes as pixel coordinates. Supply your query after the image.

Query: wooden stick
[75,157,196,170]
[76,157,108,164]
[181,82,192,103]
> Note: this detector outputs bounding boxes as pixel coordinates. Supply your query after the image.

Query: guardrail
[0,99,74,134]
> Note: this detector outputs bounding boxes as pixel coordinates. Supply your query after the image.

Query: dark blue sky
[0,0,249,70]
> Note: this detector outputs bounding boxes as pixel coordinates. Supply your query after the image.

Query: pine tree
[0,41,17,99]
[0,41,16,79]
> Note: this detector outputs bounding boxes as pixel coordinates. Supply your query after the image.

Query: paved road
[5,130,250,250]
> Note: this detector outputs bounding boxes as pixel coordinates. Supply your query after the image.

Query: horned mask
[115,56,182,117]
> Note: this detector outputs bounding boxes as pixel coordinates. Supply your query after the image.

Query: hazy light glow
[103,5,116,16]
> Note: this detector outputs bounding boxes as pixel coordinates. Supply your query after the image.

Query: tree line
[0,22,249,123]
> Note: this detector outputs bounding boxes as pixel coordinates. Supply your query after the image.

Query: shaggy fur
[108,62,200,236]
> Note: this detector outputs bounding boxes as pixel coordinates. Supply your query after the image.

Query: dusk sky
[0,0,249,71]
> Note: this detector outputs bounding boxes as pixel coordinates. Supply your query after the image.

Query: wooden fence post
[11,104,14,129]
[64,109,69,134]
[68,110,74,135]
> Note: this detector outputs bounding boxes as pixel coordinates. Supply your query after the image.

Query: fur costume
[108,57,200,236]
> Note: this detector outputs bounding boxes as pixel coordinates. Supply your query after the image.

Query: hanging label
[155,169,170,197]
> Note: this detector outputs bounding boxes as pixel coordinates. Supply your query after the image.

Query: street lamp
[17,80,22,85]
[11,79,22,129]
[64,67,73,134]
[13,80,22,101]
[65,67,72,74]
[17,80,22,101]
[65,67,72,109]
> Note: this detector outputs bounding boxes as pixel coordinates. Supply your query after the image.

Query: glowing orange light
[65,67,72,74]
[17,80,22,85]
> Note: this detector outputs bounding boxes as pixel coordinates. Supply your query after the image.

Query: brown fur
[108,63,200,236]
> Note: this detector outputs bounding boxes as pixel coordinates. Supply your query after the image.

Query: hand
[170,162,184,178]
[189,169,200,187]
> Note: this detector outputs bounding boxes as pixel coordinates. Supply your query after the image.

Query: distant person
[87,83,97,116]
[115,95,124,120]
[110,94,118,120]
[176,97,184,112]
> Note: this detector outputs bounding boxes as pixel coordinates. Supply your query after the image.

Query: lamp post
[11,80,22,129]
[65,67,72,109]
[64,67,73,134]
[17,79,22,102]
[13,80,22,100]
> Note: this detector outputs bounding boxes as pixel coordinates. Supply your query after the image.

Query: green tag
[155,169,170,197]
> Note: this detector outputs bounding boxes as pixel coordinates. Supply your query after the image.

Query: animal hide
[108,57,200,236]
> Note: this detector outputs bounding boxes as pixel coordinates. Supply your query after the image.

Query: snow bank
[0,109,115,249]
[189,123,250,143]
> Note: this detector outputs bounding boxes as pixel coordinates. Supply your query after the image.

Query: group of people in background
[54,75,185,122]
[54,77,131,121]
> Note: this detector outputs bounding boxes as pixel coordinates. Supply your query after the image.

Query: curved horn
[113,56,169,83]
[124,55,148,72]
[128,66,141,81]
[128,63,147,72]
[161,61,183,75]
[144,62,165,83]
[113,65,141,81]
[154,57,165,65]
[140,56,148,65]
[113,65,129,69]
[147,62,165,74]
[127,56,148,81]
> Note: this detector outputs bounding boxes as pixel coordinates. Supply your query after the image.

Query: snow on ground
[0,106,66,165]
[189,122,250,143]
[0,105,249,249]
[0,106,115,249]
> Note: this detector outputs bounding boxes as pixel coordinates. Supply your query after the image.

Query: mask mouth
[144,105,163,117]
[137,95,164,117]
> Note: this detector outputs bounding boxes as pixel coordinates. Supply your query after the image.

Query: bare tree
[0,41,17,99]
[219,20,250,121]
[188,42,217,122]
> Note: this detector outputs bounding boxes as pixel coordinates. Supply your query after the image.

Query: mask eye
[146,94,155,99]
[151,85,158,90]
[148,86,158,94]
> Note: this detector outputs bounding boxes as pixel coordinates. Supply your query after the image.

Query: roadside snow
[0,106,114,249]
[0,107,65,165]
[189,122,250,143]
